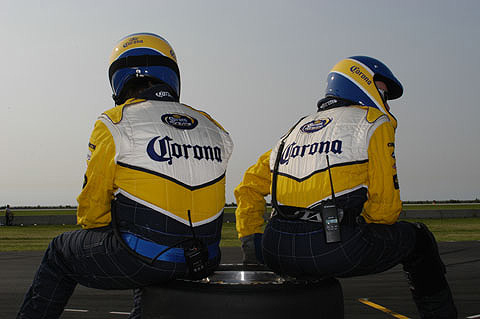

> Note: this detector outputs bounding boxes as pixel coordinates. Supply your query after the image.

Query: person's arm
[234,150,272,238]
[234,150,272,263]
[76,120,117,229]
[362,121,402,224]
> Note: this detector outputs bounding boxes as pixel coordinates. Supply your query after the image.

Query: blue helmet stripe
[118,48,167,59]
[326,72,382,109]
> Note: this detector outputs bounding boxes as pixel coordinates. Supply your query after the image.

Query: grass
[0,225,81,251]
[10,209,77,216]
[407,218,480,242]
[402,203,480,210]
[8,203,480,217]
[1,218,479,252]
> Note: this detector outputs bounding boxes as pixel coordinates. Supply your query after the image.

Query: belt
[271,206,344,223]
[121,233,219,263]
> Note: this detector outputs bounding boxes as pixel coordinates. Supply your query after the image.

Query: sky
[1,0,479,206]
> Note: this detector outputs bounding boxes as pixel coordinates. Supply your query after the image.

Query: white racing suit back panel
[100,100,234,227]
[269,106,388,209]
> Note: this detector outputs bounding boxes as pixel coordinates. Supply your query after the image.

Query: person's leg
[340,220,417,276]
[17,227,156,319]
[17,231,79,318]
[344,221,456,319]
[128,288,142,319]
[403,223,457,319]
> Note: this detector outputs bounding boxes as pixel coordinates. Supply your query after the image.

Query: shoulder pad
[356,106,387,123]
[366,107,388,123]
[182,103,228,133]
[102,98,145,124]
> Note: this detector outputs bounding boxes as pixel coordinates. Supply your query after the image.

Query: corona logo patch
[280,139,343,165]
[300,118,332,133]
[161,113,198,130]
[147,135,222,165]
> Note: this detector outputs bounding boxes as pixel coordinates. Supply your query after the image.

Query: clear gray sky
[1,0,479,206]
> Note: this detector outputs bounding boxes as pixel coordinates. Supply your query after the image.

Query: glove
[240,233,264,264]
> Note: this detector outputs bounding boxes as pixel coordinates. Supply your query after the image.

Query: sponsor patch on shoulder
[300,118,332,133]
[161,113,198,130]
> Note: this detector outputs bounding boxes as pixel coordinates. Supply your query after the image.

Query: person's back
[81,96,233,269]
[269,105,396,226]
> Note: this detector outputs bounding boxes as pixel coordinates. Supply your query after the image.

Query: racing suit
[17,85,233,319]
[234,99,456,318]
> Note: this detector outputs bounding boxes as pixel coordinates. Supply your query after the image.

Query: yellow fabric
[115,166,226,223]
[275,163,368,207]
[234,110,402,238]
[234,151,272,238]
[365,105,386,123]
[77,120,117,228]
[363,121,401,224]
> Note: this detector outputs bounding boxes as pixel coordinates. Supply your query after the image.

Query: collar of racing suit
[136,83,179,102]
[318,96,398,129]
[316,96,355,111]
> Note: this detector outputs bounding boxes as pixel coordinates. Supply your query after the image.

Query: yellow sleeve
[362,121,402,224]
[76,120,117,229]
[234,150,272,238]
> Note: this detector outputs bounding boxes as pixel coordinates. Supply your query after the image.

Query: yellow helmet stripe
[109,33,177,64]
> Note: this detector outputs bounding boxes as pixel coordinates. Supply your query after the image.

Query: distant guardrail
[0,215,76,226]
[1,209,479,226]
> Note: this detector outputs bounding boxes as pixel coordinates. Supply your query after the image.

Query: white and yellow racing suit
[235,105,400,239]
[78,95,233,264]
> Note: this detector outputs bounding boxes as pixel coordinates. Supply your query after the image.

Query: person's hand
[240,233,264,264]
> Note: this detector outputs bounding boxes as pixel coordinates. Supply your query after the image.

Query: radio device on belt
[271,119,341,244]
[183,210,209,280]
[321,155,341,243]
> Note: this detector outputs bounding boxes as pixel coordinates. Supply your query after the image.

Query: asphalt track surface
[1,242,479,319]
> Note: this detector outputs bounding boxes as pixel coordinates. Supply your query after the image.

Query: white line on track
[109,311,130,315]
[64,309,88,312]
[466,315,480,319]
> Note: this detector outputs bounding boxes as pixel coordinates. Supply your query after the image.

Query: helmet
[325,56,403,128]
[108,32,180,104]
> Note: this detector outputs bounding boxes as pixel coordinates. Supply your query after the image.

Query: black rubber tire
[142,264,344,319]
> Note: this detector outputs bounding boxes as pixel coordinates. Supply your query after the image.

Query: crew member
[17,32,233,319]
[234,56,456,319]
